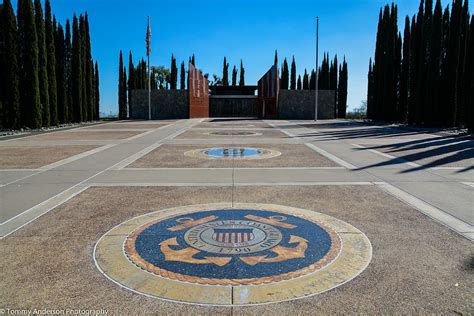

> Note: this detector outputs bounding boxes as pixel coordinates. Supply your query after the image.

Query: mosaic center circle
[205,147,262,158]
[126,209,338,283]
[184,147,281,160]
[94,203,372,305]
[184,219,283,254]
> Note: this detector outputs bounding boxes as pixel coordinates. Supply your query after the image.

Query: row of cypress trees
[0,0,99,130]
[278,53,348,118]
[221,57,246,86]
[118,51,198,119]
[367,0,473,131]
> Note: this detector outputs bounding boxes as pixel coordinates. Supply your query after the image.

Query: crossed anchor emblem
[159,214,308,266]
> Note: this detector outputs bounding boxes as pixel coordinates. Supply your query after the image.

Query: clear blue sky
[8,0,473,115]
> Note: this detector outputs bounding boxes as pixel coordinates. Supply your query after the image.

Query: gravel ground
[1,185,471,314]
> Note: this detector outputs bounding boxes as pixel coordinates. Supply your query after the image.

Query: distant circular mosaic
[208,131,262,136]
[94,203,372,305]
[184,147,281,160]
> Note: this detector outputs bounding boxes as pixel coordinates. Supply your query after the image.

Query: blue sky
[8,0,473,115]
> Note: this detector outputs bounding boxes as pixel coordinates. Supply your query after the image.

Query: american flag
[212,228,254,243]
[146,17,151,56]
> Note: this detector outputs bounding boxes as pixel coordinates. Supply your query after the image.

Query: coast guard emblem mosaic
[95,203,372,305]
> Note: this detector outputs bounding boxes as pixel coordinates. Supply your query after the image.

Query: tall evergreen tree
[79,15,87,121]
[34,0,49,126]
[64,19,72,122]
[367,59,375,119]
[239,60,245,86]
[281,58,289,89]
[191,54,195,66]
[222,57,229,86]
[170,54,177,89]
[330,55,338,117]
[180,61,185,89]
[310,70,316,89]
[45,0,57,125]
[118,50,126,119]
[55,21,67,124]
[337,58,348,118]
[399,16,411,122]
[94,61,100,119]
[128,51,134,118]
[18,0,42,128]
[1,0,21,129]
[71,14,82,122]
[456,0,470,126]
[0,3,4,128]
[122,69,127,116]
[290,56,296,89]
[297,75,302,90]
[303,69,309,90]
[84,13,94,121]
[232,65,237,86]
[274,50,278,65]
[465,15,474,131]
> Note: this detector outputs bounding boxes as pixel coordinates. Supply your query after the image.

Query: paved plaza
[0,119,472,313]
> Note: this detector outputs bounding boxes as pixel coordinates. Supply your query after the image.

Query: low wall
[210,96,259,117]
[278,90,335,120]
[130,90,188,119]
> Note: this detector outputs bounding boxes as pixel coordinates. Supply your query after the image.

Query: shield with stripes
[212,228,255,244]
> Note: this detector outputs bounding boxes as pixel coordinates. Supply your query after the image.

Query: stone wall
[130,90,188,119]
[210,97,259,117]
[278,90,335,120]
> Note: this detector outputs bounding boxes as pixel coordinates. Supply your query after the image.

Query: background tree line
[0,0,100,130]
[277,51,348,118]
[118,51,201,119]
[367,0,473,131]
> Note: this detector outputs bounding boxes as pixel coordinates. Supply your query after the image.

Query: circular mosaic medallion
[184,147,281,160]
[94,203,372,305]
[208,131,262,136]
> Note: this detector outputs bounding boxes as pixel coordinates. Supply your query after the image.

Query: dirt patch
[0,145,99,169]
[1,185,471,313]
[128,144,339,168]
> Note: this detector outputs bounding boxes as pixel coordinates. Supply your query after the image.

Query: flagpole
[315,17,319,121]
[147,16,151,120]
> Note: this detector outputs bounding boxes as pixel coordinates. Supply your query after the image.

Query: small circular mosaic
[208,131,262,136]
[94,203,372,305]
[184,147,281,160]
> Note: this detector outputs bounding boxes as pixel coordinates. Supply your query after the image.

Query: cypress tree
[330,55,338,117]
[94,61,100,119]
[239,60,245,86]
[297,75,302,90]
[232,65,237,86]
[180,61,185,89]
[281,58,289,89]
[170,54,177,89]
[373,9,384,120]
[18,0,42,128]
[79,15,87,121]
[122,69,127,116]
[456,0,470,126]
[55,21,67,124]
[367,59,375,119]
[274,50,278,65]
[445,0,463,126]
[399,16,411,122]
[420,0,433,124]
[118,50,125,119]
[71,14,82,122]
[222,57,229,86]
[34,0,49,126]
[290,56,296,90]
[191,54,195,66]
[84,13,94,121]
[337,58,348,118]
[1,0,21,129]
[408,14,417,123]
[45,0,57,125]
[310,69,316,89]
[465,15,474,131]
[303,69,309,90]
[128,51,134,117]
[0,3,4,129]
[427,0,444,125]
[64,19,72,122]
